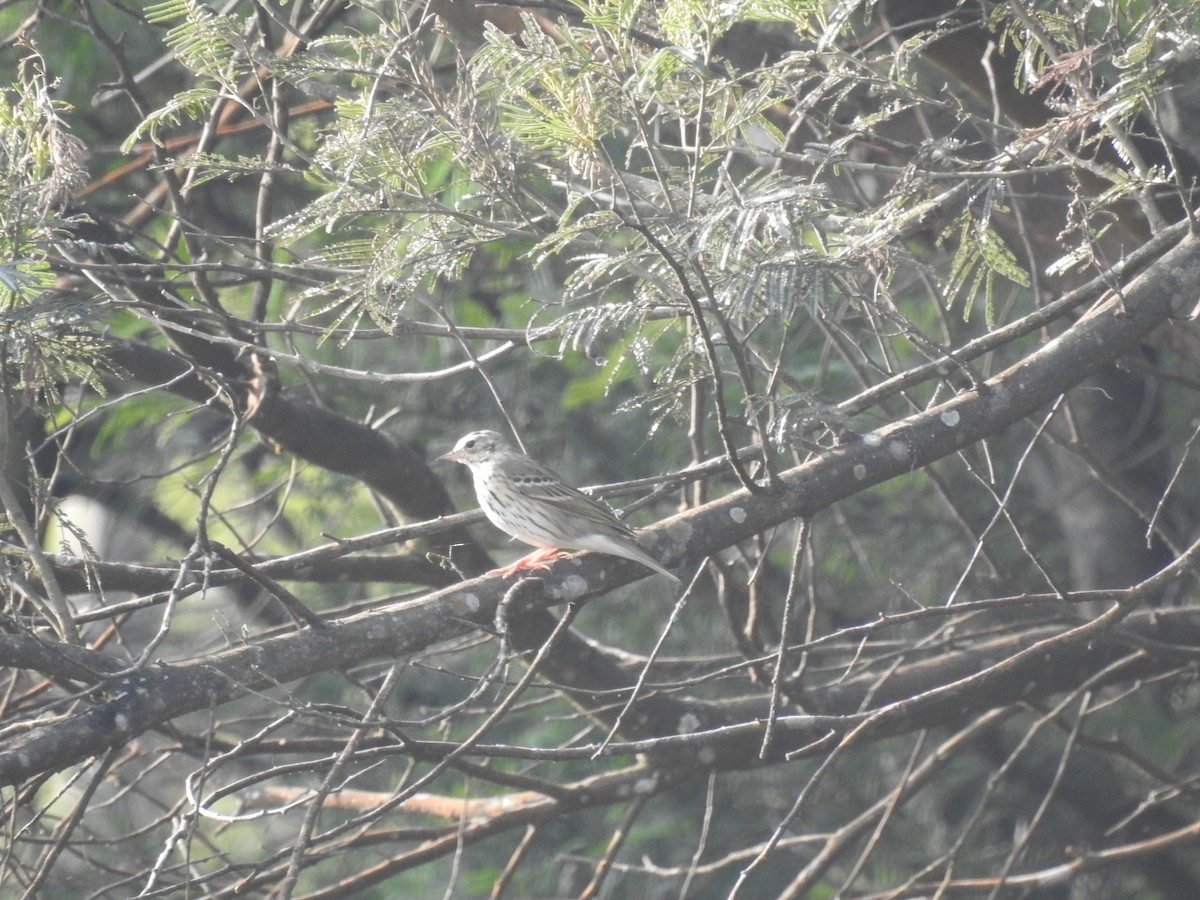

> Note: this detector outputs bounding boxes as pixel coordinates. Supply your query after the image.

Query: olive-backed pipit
[439,430,679,582]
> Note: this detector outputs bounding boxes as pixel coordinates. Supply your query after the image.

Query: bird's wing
[497,457,635,536]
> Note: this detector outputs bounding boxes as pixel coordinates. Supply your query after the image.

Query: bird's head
[437,430,511,467]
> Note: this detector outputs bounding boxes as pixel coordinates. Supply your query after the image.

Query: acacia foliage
[2,1,1200,897]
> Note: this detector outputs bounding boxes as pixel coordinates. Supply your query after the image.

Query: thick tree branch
[2,230,1197,784]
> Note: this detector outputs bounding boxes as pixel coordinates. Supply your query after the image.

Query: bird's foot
[488,547,565,577]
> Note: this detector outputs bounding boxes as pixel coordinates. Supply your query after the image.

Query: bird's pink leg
[489,547,565,577]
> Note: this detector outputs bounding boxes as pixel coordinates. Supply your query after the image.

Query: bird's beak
[437,449,462,463]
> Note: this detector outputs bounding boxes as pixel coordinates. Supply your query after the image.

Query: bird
[438,430,680,583]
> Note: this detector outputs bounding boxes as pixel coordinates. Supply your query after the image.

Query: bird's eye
[465,439,476,449]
